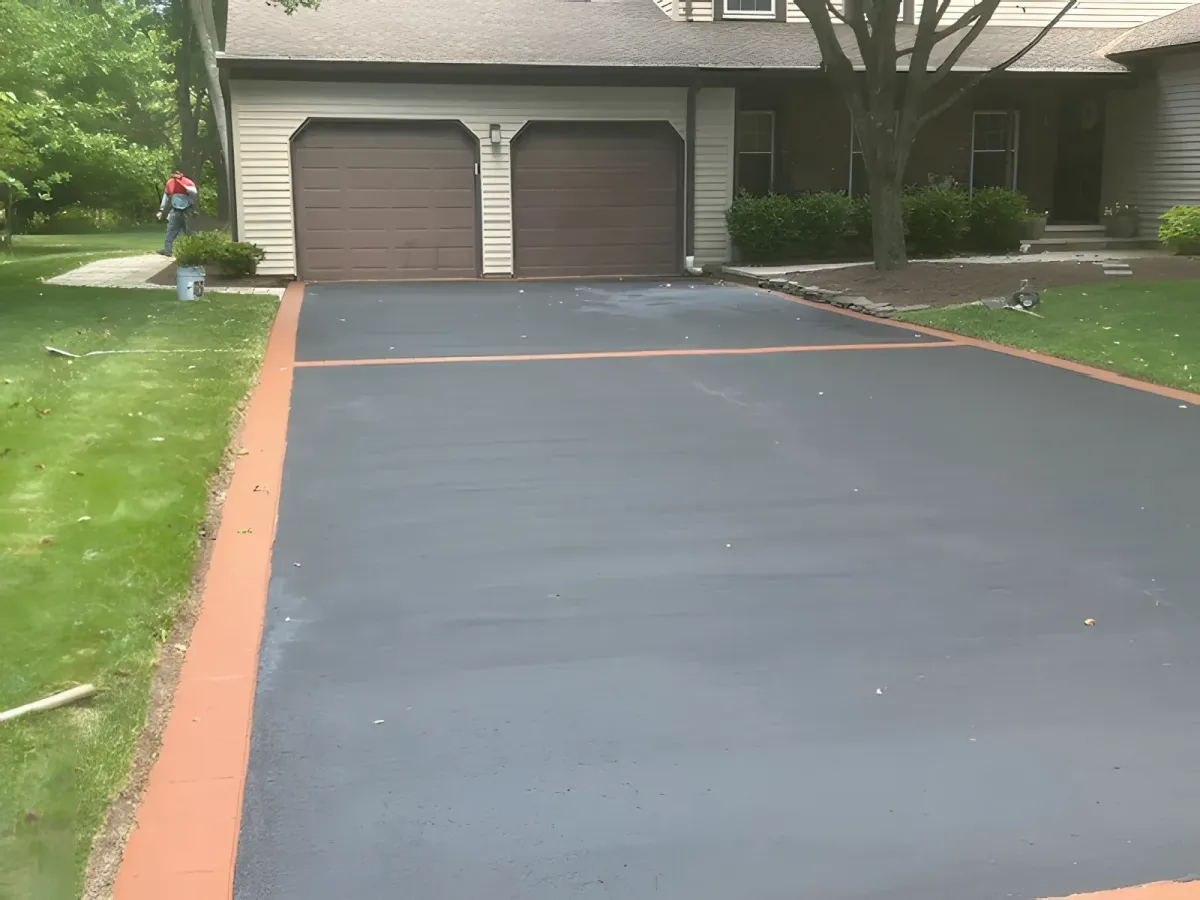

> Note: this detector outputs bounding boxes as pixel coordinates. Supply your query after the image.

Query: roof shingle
[1105,2,1200,56]
[222,0,1129,74]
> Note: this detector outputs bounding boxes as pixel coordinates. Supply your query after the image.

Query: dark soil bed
[789,256,1200,309]
[149,260,291,290]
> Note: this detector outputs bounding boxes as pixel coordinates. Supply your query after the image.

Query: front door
[1051,94,1106,224]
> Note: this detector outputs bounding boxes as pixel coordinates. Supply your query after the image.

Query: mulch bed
[149,260,291,290]
[788,256,1200,309]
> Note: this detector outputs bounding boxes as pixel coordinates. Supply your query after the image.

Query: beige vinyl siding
[231,81,698,277]
[694,88,736,265]
[940,0,1196,28]
[1103,52,1200,236]
[653,0,677,16]
[685,0,715,20]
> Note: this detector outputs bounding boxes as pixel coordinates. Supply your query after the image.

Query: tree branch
[923,0,1000,87]
[917,0,1080,129]
[824,0,848,24]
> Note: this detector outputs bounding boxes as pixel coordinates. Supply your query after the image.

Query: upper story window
[723,0,776,19]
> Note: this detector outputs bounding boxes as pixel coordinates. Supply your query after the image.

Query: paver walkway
[46,253,284,295]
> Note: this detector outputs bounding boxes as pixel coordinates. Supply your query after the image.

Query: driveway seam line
[112,283,303,900]
[295,341,959,368]
[752,284,1200,405]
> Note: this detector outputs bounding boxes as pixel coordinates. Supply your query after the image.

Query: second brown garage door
[292,120,479,282]
[511,122,683,278]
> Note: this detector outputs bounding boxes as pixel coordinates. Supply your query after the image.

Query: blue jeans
[163,209,189,254]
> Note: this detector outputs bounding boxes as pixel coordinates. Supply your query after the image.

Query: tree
[793,0,1077,269]
[0,0,174,223]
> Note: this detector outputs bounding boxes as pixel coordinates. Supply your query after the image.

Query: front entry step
[1023,236,1160,254]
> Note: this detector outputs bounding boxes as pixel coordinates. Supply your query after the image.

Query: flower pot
[1105,215,1139,239]
[176,265,205,301]
[1023,216,1047,240]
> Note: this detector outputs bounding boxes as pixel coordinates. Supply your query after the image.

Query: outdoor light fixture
[489,124,502,145]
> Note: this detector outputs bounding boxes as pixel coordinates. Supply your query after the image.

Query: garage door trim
[289,117,483,282]
[510,120,685,279]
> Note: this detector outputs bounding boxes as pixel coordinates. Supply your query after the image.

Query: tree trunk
[868,173,906,270]
[188,0,230,184]
[175,4,196,170]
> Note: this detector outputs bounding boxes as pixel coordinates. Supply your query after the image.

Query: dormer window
[722,0,777,19]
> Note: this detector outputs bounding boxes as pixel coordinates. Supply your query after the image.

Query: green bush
[791,192,857,258]
[173,229,266,276]
[220,240,267,276]
[32,205,127,234]
[848,195,873,254]
[726,191,862,262]
[902,180,970,256]
[968,187,1030,252]
[726,192,800,261]
[1158,206,1200,255]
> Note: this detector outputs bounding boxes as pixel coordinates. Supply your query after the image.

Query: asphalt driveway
[234,281,1200,900]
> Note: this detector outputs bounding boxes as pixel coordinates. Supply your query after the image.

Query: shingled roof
[1105,2,1200,56]
[222,0,1129,74]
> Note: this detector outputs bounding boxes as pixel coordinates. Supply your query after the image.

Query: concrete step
[1023,236,1160,254]
[1044,224,1105,234]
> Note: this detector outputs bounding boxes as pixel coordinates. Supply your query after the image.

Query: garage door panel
[512,122,681,278]
[293,121,479,281]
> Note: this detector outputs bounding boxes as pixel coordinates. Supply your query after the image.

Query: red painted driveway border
[113,283,303,900]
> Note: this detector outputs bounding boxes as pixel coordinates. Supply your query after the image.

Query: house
[219,0,1200,281]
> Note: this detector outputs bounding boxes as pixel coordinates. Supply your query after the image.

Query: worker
[157,169,198,256]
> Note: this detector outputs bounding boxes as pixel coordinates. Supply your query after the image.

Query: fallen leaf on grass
[37,408,51,416]
[39,536,54,546]
[24,812,40,823]
[33,463,43,470]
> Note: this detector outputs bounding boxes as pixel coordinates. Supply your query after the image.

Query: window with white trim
[970,110,1020,194]
[724,0,775,18]
[736,110,775,195]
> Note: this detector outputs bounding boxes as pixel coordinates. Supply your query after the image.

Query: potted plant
[1023,209,1048,240]
[1103,202,1139,239]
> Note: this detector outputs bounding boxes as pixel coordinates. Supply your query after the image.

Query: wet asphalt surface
[235,281,1200,900]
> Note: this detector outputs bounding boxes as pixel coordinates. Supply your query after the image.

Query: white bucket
[177,265,205,301]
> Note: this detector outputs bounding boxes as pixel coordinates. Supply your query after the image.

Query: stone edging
[756,277,912,318]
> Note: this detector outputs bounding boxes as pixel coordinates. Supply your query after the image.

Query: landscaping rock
[893,304,931,313]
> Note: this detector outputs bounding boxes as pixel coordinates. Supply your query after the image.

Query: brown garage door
[512,122,683,278]
[292,121,479,282]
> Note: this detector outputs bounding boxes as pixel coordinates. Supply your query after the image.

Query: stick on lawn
[0,684,98,723]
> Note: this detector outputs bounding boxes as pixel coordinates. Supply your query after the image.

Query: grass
[900,279,1200,395]
[0,233,278,898]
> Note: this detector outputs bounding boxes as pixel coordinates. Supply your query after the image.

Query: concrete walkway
[46,253,284,296]
[726,249,1174,280]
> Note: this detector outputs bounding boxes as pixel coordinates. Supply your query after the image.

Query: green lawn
[0,234,278,898]
[901,279,1200,395]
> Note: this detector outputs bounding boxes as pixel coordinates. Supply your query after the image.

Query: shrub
[968,187,1030,253]
[726,191,864,262]
[848,195,873,254]
[220,240,267,276]
[173,229,266,276]
[1158,206,1200,255]
[726,192,801,262]
[791,192,857,258]
[902,180,970,256]
[32,205,126,234]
